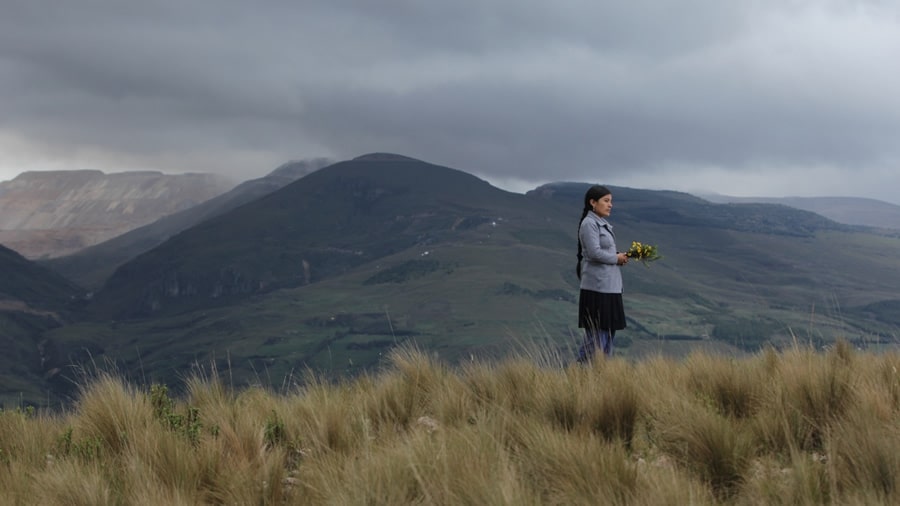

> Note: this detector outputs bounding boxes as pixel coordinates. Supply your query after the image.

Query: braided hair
[576,185,611,279]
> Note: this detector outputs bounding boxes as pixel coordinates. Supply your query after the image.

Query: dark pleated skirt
[578,289,626,331]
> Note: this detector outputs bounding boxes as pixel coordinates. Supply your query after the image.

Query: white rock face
[0,170,235,258]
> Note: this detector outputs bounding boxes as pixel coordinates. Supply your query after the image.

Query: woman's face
[590,194,613,218]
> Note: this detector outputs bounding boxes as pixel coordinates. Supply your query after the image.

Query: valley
[2,154,899,407]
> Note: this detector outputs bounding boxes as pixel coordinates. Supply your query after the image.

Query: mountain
[0,170,235,259]
[532,184,850,236]
[41,158,332,290]
[700,194,900,231]
[23,154,900,406]
[85,153,543,320]
[0,244,83,310]
[0,244,84,408]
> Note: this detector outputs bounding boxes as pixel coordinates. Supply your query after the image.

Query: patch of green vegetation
[263,410,285,448]
[55,427,103,462]
[149,384,208,444]
[363,259,441,285]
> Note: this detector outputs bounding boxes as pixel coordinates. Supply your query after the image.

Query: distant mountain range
[701,194,900,231]
[3,154,900,407]
[42,158,332,290]
[0,170,236,259]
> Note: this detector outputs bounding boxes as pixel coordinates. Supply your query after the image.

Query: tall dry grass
[1,342,899,504]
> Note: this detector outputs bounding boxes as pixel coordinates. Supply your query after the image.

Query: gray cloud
[2,0,900,202]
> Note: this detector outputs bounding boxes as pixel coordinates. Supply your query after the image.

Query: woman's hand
[616,252,629,265]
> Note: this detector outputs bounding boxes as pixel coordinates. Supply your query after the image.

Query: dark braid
[576,185,611,280]
[575,206,590,279]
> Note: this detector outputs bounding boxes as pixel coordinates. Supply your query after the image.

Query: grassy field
[2,343,899,505]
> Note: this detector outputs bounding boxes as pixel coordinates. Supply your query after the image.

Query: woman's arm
[579,220,619,265]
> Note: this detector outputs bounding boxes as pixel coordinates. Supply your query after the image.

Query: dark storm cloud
[1,1,899,201]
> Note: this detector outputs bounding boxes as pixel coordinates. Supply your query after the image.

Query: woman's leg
[576,328,601,363]
[600,330,615,357]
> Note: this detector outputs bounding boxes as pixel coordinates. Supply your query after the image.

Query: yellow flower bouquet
[625,241,661,267]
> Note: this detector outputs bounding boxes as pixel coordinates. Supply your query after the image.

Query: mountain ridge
[700,193,900,231]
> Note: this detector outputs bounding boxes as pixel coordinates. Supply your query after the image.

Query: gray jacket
[579,212,623,293]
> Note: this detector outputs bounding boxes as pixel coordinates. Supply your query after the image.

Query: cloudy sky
[2,1,900,203]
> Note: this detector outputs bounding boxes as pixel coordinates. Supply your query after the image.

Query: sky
[2,1,900,203]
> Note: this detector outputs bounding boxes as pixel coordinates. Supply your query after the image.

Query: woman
[576,185,628,361]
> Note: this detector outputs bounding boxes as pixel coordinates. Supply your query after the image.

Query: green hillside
[0,244,84,407]
[45,219,900,397]
[30,156,900,404]
[86,153,545,320]
[0,245,82,309]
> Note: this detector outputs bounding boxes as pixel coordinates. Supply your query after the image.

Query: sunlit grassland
[2,342,900,505]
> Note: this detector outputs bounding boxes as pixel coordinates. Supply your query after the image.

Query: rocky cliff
[0,170,235,259]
